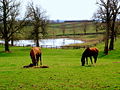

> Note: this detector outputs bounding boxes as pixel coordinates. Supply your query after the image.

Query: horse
[30,47,42,66]
[81,47,99,66]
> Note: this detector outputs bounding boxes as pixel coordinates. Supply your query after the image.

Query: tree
[95,0,120,55]
[61,23,65,36]
[81,22,88,34]
[0,0,27,51]
[26,3,48,47]
[109,0,120,50]
[93,14,105,33]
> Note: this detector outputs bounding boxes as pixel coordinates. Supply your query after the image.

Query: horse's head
[81,55,85,66]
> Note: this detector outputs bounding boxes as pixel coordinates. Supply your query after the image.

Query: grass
[0,38,120,90]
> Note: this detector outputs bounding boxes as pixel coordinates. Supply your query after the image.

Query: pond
[0,38,84,48]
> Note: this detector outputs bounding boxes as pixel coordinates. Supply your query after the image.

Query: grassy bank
[0,39,120,90]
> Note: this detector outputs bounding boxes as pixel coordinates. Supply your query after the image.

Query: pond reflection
[0,38,84,48]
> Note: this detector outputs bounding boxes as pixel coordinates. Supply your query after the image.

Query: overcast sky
[21,0,98,20]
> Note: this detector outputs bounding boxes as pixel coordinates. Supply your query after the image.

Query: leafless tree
[109,0,120,50]
[0,0,27,51]
[93,13,105,33]
[95,0,120,55]
[26,3,48,47]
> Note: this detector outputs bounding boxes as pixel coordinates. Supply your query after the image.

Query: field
[0,38,120,90]
[48,22,104,36]
[0,22,119,90]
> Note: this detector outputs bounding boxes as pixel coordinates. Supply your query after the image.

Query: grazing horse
[81,47,99,66]
[30,47,42,66]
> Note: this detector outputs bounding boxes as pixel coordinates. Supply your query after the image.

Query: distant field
[0,37,120,89]
[18,22,105,39]
[48,22,104,36]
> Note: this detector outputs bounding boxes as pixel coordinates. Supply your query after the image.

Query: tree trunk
[5,38,9,52]
[104,20,109,55]
[104,0,110,55]
[36,39,39,47]
[84,26,86,35]
[3,1,10,52]
[109,24,115,50]
[109,14,116,50]
[36,29,39,47]
[11,37,14,46]
[104,36,109,55]
[109,35,114,50]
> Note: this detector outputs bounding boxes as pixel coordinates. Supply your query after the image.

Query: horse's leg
[36,54,39,66]
[90,56,93,64]
[39,53,42,65]
[93,54,98,63]
[30,54,36,66]
[86,57,88,65]
[81,60,85,66]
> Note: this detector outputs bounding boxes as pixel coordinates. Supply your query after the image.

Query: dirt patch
[23,64,49,68]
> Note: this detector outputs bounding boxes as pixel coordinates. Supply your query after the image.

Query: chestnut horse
[30,47,42,66]
[81,47,99,66]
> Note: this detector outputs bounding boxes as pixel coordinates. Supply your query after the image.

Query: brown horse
[81,47,99,66]
[30,47,42,66]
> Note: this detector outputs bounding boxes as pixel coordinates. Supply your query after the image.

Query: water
[0,38,84,48]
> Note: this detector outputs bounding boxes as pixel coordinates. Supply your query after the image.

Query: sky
[21,0,98,20]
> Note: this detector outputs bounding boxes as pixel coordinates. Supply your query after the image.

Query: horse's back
[83,47,98,56]
[30,47,41,56]
[89,48,99,53]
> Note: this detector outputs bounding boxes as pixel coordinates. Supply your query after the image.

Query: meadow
[0,37,120,90]
[0,22,119,90]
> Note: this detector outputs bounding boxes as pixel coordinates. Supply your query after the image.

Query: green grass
[0,39,120,90]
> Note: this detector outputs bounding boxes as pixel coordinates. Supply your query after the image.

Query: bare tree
[26,3,48,47]
[0,0,27,51]
[109,0,120,50]
[41,19,49,39]
[93,13,105,33]
[95,0,120,55]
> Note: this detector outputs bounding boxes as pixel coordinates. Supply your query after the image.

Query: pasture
[0,39,120,90]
